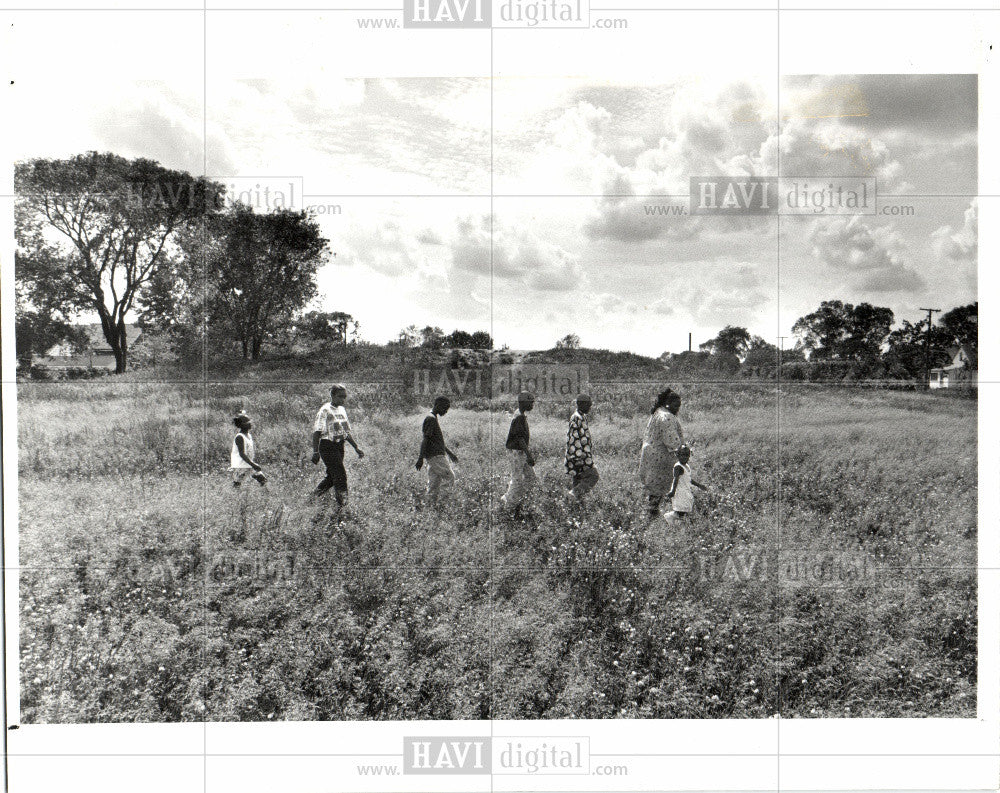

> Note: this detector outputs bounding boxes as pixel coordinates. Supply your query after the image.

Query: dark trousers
[316,439,348,503]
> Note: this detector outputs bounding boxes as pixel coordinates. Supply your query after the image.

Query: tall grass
[18,381,976,721]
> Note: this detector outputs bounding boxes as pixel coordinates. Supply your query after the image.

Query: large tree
[420,326,446,349]
[742,335,779,367]
[396,325,420,348]
[700,325,752,361]
[883,318,954,379]
[445,329,474,348]
[14,236,90,365]
[15,152,222,372]
[295,310,358,347]
[792,300,893,362]
[469,330,493,350]
[444,329,492,350]
[200,204,330,361]
[939,302,977,350]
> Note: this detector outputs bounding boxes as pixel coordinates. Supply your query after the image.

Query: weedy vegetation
[18,381,976,721]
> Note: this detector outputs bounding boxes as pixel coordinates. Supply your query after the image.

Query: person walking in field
[415,396,459,508]
[500,391,536,519]
[231,412,267,488]
[663,443,708,525]
[565,393,599,500]
[639,388,685,518]
[311,384,365,506]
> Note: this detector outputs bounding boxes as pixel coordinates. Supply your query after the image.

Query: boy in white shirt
[311,384,365,505]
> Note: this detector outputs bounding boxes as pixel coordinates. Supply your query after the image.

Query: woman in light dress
[638,388,685,518]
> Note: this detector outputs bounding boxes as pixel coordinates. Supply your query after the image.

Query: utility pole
[919,308,940,389]
[688,332,692,352]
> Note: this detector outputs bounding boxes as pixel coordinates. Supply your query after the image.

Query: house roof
[83,323,143,348]
[931,343,977,373]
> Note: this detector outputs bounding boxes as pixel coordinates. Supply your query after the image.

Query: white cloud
[808,216,925,293]
[932,200,977,262]
[449,215,585,290]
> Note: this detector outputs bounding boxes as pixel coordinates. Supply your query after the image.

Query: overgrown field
[17,381,976,721]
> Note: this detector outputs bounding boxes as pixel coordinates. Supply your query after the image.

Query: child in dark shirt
[500,391,536,518]
[415,396,459,507]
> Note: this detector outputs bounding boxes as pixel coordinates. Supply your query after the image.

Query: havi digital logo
[403,736,491,774]
[403,0,491,27]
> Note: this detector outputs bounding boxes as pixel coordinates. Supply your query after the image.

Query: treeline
[14,153,978,385]
[664,300,978,382]
[15,153,338,372]
[393,326,493,350]
[14,152,501,374]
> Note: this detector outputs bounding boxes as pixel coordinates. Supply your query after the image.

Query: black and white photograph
[1,6,997,793]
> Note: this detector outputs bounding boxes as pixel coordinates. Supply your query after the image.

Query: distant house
[35,324,142,370]
[929,344,977,389]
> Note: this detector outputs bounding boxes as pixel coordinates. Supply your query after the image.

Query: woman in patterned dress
[638,388,685,518]
[565,394,599,499]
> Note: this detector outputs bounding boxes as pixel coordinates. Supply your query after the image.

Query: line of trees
[14,153,977,381]
[792,300,976,379]
[15,152,333,372]
[665,300,977,381]
[394,326,493,350]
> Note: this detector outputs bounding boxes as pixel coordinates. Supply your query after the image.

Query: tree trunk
[241,338,250,360]
[97,310,128,373]
[115,321,128,373]
[251,335,263,361]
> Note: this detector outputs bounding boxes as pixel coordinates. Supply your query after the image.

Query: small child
[664,444,707,525]
[231,412,267,488]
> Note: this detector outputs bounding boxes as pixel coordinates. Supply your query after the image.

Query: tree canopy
[699,325,752,361]
[791,300,894,362]
[201,204,330,361]
[15,152,223,371]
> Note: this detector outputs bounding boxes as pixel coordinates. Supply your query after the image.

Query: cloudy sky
[12,74,977,356]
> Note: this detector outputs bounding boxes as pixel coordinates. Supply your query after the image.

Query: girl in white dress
[664,444,708,525]
[231,412,267,488]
